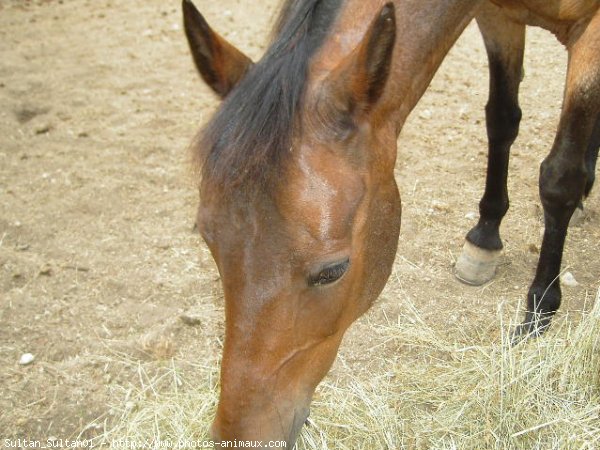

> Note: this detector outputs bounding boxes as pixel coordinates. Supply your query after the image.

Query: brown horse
[182,0,599,446]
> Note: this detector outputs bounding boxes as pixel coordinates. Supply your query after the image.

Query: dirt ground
[1,0,599,441]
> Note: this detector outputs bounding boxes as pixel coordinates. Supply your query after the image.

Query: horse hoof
[510,322,549,346]
[510,323,535,346]
[454,241,501,286]
[510,312,552,346]
[569,206,585,227]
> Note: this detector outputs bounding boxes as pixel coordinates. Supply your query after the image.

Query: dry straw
[91,290,600,449]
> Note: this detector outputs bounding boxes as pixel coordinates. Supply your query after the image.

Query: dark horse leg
[570,114,600,224]
[512,13,600,341]
[584,117,600,197]
[455,4,525,285]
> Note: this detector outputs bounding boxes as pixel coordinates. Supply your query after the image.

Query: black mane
[197,0,343,196]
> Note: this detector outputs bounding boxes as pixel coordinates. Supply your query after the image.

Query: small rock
[431,200,450,213]
[419,109,432,120]
[155,241,171,250]
[465,211,477,220]
[560,272,578,287]
[180,313,201,326]
[39,265,53,276]
[34,123,52,135]
[19,353,35,365]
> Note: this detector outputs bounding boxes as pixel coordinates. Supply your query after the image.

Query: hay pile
[93,290,600,449]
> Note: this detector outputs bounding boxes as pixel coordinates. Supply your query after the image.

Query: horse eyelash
[309,258,350,286]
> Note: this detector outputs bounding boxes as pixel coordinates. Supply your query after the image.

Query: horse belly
[493,0,598,20]
[490,0,599,43]
[526,0,598,21]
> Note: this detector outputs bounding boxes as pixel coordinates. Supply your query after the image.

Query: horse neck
[314,0,480,132]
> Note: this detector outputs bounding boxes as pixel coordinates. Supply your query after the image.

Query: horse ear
[325,3,396,117]
[182,0,253,97]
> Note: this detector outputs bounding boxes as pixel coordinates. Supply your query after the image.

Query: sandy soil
[1,0,598,440]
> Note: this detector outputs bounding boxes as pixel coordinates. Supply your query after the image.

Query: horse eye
[308,258,350,287]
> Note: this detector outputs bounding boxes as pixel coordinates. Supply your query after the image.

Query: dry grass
[90,290,600,449]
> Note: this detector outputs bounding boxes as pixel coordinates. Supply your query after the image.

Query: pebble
[34,123,52,135]
[19,353,35,365]
[39,264,53,276]
[431,200,449,212]
[465,211,477,220]
[180,313,201,326]
[560,272,578,287]
[419,109,432,120]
